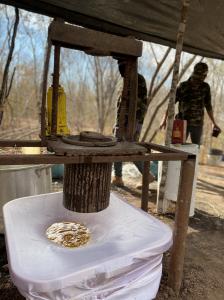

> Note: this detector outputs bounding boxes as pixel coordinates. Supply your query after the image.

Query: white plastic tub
[207,154,222,165]
[0,164,52,233]
[157,144,199,216]
[3,192,172,300]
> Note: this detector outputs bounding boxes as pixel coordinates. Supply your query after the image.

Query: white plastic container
[207,154,222,165]
[158,144,199,216]
[3,192,172,300]
[0,164,52,233]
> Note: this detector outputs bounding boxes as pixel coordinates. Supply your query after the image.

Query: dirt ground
[0,163,223,299]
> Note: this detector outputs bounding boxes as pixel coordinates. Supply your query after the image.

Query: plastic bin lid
[3,192,172,293]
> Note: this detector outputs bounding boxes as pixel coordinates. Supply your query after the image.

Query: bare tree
[22,20,39,110]
[0,7,19,125]
[147,46,172,105]
[91,56,120,133]
[60,49,94,133]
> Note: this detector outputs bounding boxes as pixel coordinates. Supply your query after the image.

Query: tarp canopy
[1,0,224,60]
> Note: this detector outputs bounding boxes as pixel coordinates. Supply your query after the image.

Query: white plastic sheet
[3,192,172,299]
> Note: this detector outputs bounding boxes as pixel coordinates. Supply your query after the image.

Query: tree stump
[63,162,112,213]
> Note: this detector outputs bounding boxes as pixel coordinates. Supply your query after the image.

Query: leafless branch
[0,7,19,106]
[150,43,159,65]
[148,47,171,104]
[6,67,16,99]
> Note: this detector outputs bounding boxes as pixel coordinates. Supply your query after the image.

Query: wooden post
[116,62,129,141]
[168,158,196,294]
[51,44,60,137]
[40,40,52,146]
[157,0,191,213]
[126,57,138,141]
[141,160,150,212]
[63,163,112,213]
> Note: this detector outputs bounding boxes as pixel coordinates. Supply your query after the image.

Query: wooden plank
[51,45,60,136]
[139,142,192,154]
[116,62,129,140]
[168,158,196,293]
[49,21,142,57]
[0,152,190,165]
[126,57,138,141]
[144,152,190,160]
[0,140,42,147]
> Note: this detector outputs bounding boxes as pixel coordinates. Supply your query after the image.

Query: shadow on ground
[197,178,224,196]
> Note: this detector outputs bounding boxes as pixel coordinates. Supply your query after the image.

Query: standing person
[160,62,221,145]
[112,59,155,187]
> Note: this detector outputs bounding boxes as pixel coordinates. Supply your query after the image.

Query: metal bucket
[0,164,52,233]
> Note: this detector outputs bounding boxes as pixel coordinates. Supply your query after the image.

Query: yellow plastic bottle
[46,85,70,136]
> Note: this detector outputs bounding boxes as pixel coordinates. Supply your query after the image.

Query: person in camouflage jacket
[113,59,155,187]
[161,62,221,145]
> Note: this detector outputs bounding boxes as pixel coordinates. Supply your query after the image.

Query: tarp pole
[165,0,190,147]
[157,0,191,213]
[162,0,191,295]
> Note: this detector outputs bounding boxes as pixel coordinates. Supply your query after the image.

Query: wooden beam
[40,39,52,145]
[168,158,196,293]
[51,45,60,137]
[0,152,191,165]
[116,62,129,140]
[126,57,138,141]
[139,142,193,155]
[0,140,42,147]
[49,21,142,57]
[141,160,150,212]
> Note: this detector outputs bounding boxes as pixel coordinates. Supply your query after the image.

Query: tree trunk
[0,7,19,126]
[157,0,190,214]
[63,163,112,213]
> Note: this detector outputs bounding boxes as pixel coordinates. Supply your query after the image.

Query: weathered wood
[62,134,117,147]
[0,140,42,147]
[138,142,193,155]
[47,139,147,156]
[63,163,112,212]
[168,158,195,293]
[141,161,150,212]
[51,45,60,136]
[126,57,138,141]
[79,131,112,142]
[49,21,142,57]
[40,39,52,146]
[0,152,190,165]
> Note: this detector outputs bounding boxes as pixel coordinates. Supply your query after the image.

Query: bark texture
[63,163,112,212]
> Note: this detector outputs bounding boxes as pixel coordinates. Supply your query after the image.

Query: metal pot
[0,164,52,233]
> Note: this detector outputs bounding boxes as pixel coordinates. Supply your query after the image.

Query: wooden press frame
[0,20,196,294]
